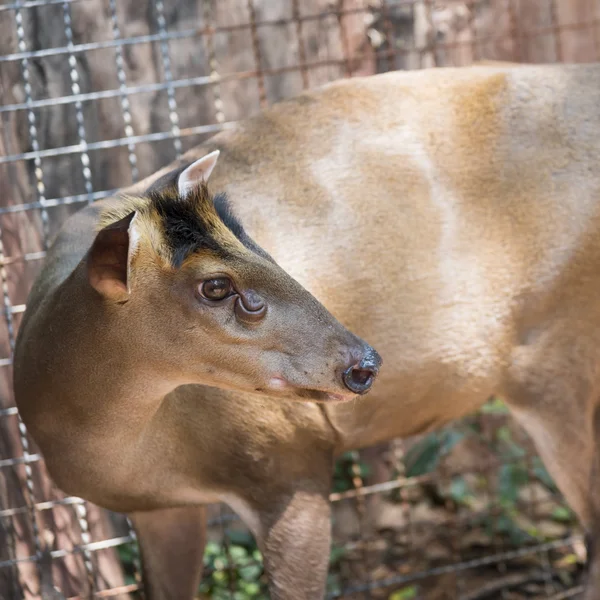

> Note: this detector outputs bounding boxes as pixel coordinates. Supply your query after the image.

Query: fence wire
[0,0,598,598]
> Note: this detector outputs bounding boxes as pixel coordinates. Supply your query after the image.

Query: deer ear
[87,212,139,302]
[177,150,220,199]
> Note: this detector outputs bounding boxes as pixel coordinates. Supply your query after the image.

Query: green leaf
[496,426,512,442]
[532,457,558,491]
[117,544,134,564]
[327,573,342,596]
[441,429,466,453]
[493,513,531,545]
[495,427,526,459]
[405,430,465,477]
[204,541,223,557]
[449,476,471,504]
[239,563,263,581]
[480,397,509,414]
[359,462,372,479]
[405,434,441,477]
[389,585,418,599]
[213,569,227,582]
[240,581,261,595]
[332,451,372,492]
[551,505,574,522]
[498,463,528,506]
[213,557,227,571]
[227,529,257,548]
[330,545,346,565]
[229,545,248,562]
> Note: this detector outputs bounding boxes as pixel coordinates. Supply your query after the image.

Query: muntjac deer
[13,62,600,600]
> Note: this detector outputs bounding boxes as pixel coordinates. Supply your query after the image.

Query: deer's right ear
[87,212,139,302]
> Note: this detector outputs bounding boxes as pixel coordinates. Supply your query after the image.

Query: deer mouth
[293,388,356,403]
[257,378,357,403]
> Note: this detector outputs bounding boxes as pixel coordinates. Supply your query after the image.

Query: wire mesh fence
[1,0,599,598]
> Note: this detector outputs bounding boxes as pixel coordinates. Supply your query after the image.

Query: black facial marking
[213,192,246,241]
[148,189,222,268]
[141,159,275,267]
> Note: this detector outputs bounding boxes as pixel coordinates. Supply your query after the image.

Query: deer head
[86,151,381,402]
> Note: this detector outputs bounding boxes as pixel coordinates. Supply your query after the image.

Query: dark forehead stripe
[148,187,222,267]
[144,174,273,267]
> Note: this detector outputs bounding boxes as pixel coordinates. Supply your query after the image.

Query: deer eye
[200,277,233,301]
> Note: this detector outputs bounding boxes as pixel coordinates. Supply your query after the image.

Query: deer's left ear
[177,150,220,199]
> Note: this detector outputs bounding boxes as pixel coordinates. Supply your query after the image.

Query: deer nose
[342,346,382,395]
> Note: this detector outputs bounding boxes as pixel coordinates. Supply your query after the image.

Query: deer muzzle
[342,346,382,395]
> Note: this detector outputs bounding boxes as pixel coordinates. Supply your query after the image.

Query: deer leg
[221,475,333,600]
[257,489,332,600]
[358,442,394,533]
[507,398,598,597]
[128,505,207,600]
[504,324,600,599]
[583,408,600,600]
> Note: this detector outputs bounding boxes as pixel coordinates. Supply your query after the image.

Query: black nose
[342,346,382,395]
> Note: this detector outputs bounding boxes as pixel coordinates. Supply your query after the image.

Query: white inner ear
[177,150,220,199]
[126,212,140,293]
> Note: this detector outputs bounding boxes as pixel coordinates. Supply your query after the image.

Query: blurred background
[0,1,599,598]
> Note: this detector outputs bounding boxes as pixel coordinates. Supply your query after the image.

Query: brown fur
[13,62,600,599]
